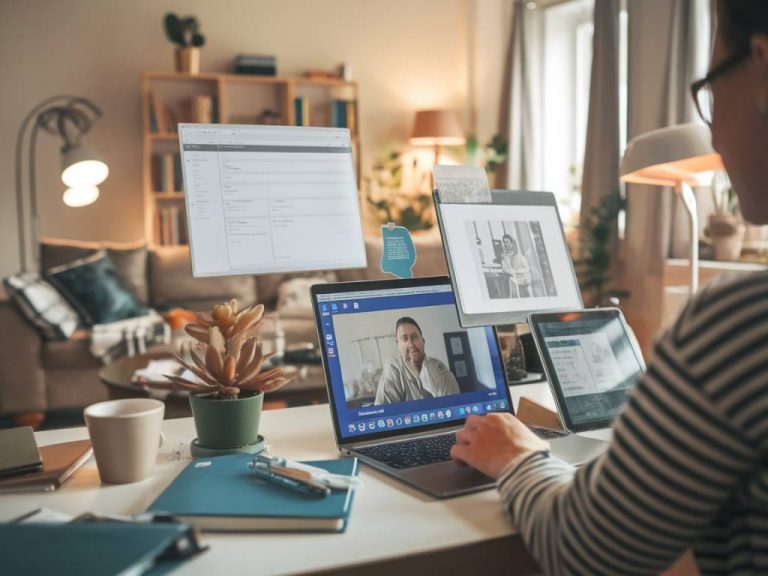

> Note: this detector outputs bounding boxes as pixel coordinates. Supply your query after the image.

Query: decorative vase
[175,47,200,74]
[709,213,745,261]
[189,392,263,450]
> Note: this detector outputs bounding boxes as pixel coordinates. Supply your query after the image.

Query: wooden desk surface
[0,385,555,575]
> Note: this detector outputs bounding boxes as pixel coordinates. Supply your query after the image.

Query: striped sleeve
[497,274,765,576]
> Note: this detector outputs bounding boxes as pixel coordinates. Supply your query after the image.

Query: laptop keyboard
[357,434,457,469]
[357,426,568,470]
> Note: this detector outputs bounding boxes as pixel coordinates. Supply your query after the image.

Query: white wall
[1,0,506,278]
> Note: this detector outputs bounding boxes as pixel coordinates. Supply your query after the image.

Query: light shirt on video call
[375,355,460,404]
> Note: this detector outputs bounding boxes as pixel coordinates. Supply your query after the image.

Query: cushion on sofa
[276,276,332,319]
[40,239,149,305]
[46,251,147,326]
[149,245,257,311]
[2,272,79,340]
[256,271,338,308]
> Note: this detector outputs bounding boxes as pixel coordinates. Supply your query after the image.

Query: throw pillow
[3,273,79,340]
[46,251,147,326]
[276,276,331,319]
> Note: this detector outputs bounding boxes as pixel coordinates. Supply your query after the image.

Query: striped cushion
[3,272,79,341]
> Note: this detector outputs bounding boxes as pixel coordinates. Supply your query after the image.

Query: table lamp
[409,109,465,165]
[620,123,722,295]
[15,96,109,271]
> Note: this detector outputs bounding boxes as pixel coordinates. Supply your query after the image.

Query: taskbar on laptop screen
[316,284,510,441]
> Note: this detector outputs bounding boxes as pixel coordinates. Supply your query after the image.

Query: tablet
[528,309,645,432]
[434,190,583,327]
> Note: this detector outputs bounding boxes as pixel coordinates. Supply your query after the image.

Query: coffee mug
[84,398,165,484]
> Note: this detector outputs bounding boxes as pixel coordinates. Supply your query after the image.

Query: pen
[250,463,330,497]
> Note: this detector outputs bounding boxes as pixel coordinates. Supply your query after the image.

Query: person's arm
[433,358,460,396]
[453,327,759,575]
[374,361,401,405]
[500,253,514,275]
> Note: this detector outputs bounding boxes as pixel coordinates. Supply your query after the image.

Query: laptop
[311,277,612,498]
[528,308,646,446]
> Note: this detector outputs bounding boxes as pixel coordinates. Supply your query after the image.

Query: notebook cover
[0,427,42,477]
[0,522,196,575]
[0,439,92,493]
[147,455,359,532]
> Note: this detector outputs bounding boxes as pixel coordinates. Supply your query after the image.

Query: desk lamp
[15,96,109,272]
[620,123,722,295]
[409,109,465,166]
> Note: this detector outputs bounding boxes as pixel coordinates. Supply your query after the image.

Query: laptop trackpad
[549,435,608,466]
[399,460,494,496]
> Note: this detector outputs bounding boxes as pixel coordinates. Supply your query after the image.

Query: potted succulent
[708,184,745,261]
[164,300,289,452]
[164,13,206,74]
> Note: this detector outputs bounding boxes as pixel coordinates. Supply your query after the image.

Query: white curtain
[580,0,621,224]
[498,0,542,190]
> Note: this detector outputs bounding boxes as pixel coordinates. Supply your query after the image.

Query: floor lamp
[620,123,723,295]
[15,96,109,272]
[409,110,465,166]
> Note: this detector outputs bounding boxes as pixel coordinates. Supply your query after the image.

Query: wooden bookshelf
[140,71,361,246]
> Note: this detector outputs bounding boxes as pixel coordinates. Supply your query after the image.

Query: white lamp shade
[63,185,100,207]
[620,123,723,186]
[61,145,109,187]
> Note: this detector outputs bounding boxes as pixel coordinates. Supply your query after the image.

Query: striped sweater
[497,272,768,575]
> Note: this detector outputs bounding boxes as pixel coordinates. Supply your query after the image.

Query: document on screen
[178,124,367,277]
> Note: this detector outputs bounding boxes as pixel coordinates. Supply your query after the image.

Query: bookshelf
[140,71,360,246]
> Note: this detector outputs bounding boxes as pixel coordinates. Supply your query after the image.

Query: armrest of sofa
[0,294,46,414]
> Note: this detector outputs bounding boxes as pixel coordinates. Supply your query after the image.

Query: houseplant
[708,184,745,261]
[164,299,289,452]
[164,13,206,74]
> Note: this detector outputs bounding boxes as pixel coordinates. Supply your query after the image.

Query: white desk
[0,384,557,576]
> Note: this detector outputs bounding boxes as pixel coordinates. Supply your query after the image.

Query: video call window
[332,304,498,410]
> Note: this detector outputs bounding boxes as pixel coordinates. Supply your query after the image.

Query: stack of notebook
[0,438,92,493]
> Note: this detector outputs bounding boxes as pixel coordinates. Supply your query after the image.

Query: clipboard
[432,189,583,328]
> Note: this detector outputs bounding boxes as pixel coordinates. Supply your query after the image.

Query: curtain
[498,0,542,190]
[623,0,709,355]
[580,0,621,225]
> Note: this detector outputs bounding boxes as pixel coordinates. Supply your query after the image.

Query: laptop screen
[313,278,511,442]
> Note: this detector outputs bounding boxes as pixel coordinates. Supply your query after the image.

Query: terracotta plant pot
[189,392,263,450]
[175,47,200,74]
[709,213,745,261]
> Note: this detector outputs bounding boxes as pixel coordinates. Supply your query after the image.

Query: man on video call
[375,317,461,404]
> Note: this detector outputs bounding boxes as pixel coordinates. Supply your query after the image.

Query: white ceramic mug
[84,398,165,484]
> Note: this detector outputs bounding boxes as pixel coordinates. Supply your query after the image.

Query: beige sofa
[0,235,447,426]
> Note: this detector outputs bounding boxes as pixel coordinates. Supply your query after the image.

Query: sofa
[0,235,448,426]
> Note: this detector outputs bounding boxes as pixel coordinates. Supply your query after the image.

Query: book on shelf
[0,439,92,493]
[179,95,215,124]
[148,92,176,134]
[151,153,183,193]
[332,100,357,131]
[294,97,310,127]
[147,454,359,532]
[235,54,277,76]
[157,206,186,246]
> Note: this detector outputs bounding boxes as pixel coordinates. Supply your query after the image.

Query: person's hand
[451,413,550,479]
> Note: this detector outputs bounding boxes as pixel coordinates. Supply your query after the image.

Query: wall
[1,0,507,278]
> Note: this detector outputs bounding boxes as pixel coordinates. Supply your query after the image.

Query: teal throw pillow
[45,251,147,326]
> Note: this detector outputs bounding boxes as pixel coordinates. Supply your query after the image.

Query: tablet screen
[530,310,645,431]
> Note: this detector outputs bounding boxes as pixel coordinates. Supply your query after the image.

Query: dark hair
[718,0,768,51]
[502,234,517,250]
[395,316,422,336]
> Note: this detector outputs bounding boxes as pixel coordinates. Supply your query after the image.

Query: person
[450,2,768,574]
[375,317,460,404]
[500,234,531,297]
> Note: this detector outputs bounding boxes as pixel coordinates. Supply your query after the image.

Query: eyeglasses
[691,45,751,126]
[397,334,423,344]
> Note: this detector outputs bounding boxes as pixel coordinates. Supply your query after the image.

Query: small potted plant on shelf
[164,13,206,74]
[708,181,745,261]
[163,299,289,454]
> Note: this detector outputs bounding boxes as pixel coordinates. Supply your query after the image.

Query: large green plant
[575,192,629,307]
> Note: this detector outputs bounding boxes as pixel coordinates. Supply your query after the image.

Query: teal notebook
[148,454,359,532]
[0,522,201,576]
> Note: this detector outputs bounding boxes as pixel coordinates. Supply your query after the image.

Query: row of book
[151,153,183,193]
[294,97,357,130]
[155,206,188,246]
[148,93,216,133]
